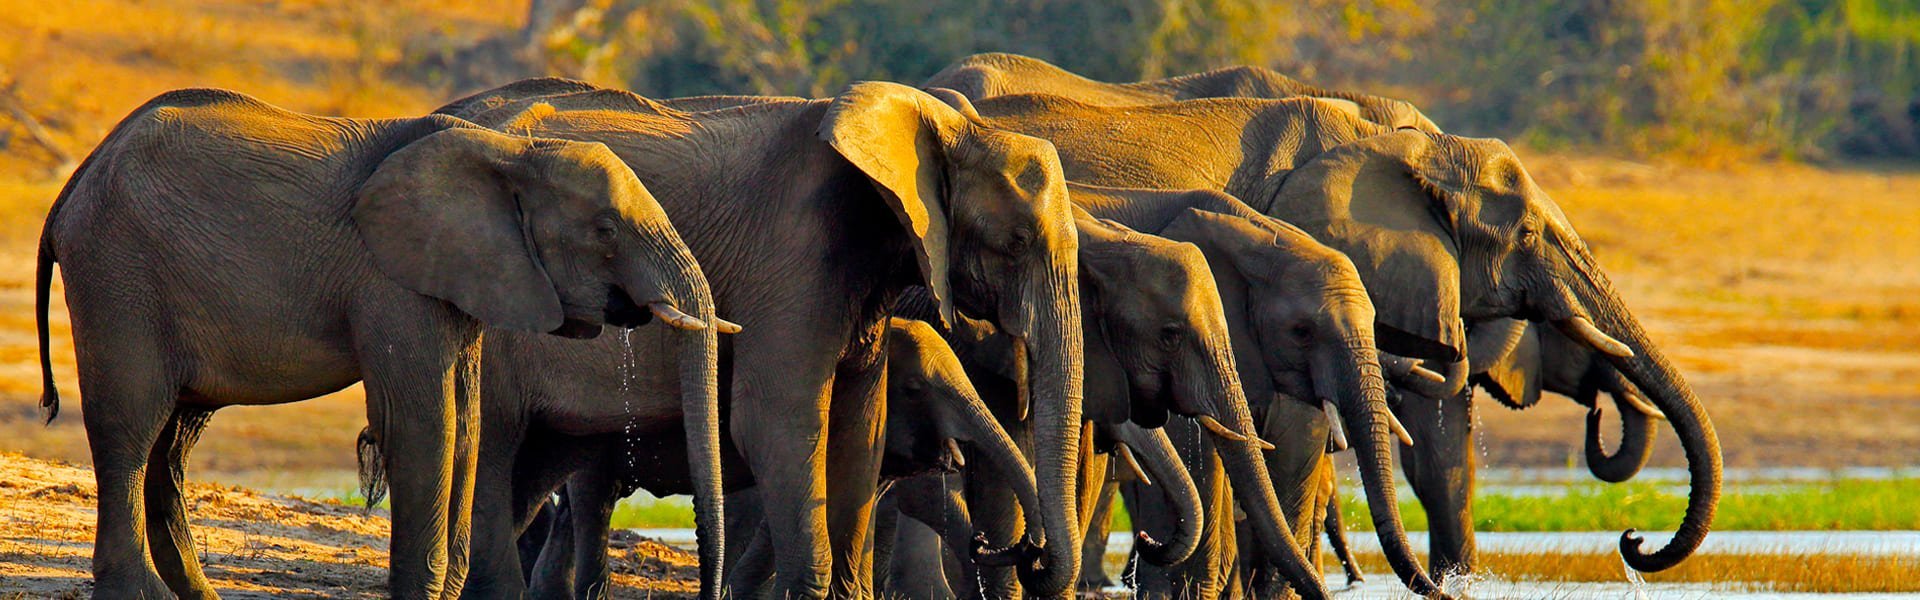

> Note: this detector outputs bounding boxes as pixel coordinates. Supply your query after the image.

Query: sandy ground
[0,452,697,599]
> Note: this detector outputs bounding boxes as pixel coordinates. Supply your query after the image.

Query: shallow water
[626,528,1919,597]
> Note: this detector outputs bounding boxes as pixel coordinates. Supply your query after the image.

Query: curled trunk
[951,386,1046,545]
[1561,264,1721,573]
[1583,371,1656,483]
[1113,425,1201,566]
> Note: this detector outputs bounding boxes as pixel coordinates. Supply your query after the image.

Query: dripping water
[621,328,637,474]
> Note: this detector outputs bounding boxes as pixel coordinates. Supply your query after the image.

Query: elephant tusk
[715,317,743,334]
[1406,363,1447,384]
[1196,415,1245,442]
[1619,389,1667,421]
[1112,443,1151,486]
[1385,409,1415,447]
[1560,316,1633,358]
[1322,400,1351,453]
[648,302,706,331]
[944,438,967,469]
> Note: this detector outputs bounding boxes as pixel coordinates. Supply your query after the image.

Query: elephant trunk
[1209,346,1330,599]
[1324,341,1443,596]
[1553,252,1721,573]
[1120,426,1201,567]
[1018,266,1086,598]
[1583,370,1657,483]
[619,235,726,600]
[947,384,1046,545]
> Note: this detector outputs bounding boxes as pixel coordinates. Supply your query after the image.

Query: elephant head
[1158,207,1433,595]
[880,318,1045,546]
[1474,319,1663,483]
[352,126,732,596]
[1273,130,1720,572]
[819,82,1086,595]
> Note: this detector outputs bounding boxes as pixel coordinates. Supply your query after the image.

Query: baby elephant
[38,89,726,599]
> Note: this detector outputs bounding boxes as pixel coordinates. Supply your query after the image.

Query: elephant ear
[1283,130,1465,362]
[352,127,564,332]
[820,81,965,327]
[1473,320,1542,409]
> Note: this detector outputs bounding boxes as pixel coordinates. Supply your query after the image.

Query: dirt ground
[0,452,697,599]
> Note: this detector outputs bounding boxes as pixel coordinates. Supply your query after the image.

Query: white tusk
[1196,415,1245,442]
[1407,364,1447,384]
[1560,316,1633,358]
[1385,409,1415,447]
[715,317,744,334]
[1619,390,1667,421]
[1322,400,1351,453]
[944,439,967,469]
[1112,443,1151,486]
[648,302,705,331]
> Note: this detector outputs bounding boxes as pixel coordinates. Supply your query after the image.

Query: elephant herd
[35,52,1720,600]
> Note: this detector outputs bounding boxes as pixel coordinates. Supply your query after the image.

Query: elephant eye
[1518,224,1540,245]
[1159,323,1183,345]
[1291,323,1313,342]
[1007,229,1033,254]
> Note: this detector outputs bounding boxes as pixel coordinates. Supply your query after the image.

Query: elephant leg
[890,512,957,600]
[729,325,841,600]
[1322,484,1364,586]
[1397,389,1476,582]
[143,404,218,600]
[357,311,481,600]
[722,489,771,598]
[871,492,900,597]
[566,460,622,600]
[1078,477,1117,591]
[521,496,566,594]
[75,328,179,600]
[460,400,534,598]
[439,348,483,600]
[826,343,888,600]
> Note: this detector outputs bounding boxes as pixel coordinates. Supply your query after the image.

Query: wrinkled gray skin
[884,209,1296,598]
[1380,317,1659,578]
[871,421,1194,600]
[437,79,1087,598]
[951,89,1722,580]
[485,318,1045,599]
[35,89,721,600]
[923,52,1441,133]
[1065,183,1419,599]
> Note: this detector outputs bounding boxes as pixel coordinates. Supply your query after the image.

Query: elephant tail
[354,426,390,511]
[35,232,58,424]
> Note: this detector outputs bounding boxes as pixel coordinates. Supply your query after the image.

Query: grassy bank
[1347,549,1920,593]
[1338,478,1920,534]
[568,477,1920,532]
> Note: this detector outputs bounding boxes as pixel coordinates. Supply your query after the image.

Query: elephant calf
[37,88,727,600]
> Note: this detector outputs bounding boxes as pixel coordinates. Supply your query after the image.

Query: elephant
[462,317,1044,599]
[34,88,726,600]
[1379,317,1663,578]
[923,52,1441,133]
[1060,182,1430,598]
[887,204,1371,599]
[433,79,1094,598]
[939,88,1722,578]
[867,420,1194,600]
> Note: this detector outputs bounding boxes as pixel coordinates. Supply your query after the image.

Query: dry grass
[1345,549,1920,594]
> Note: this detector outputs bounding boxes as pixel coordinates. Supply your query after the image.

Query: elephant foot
[92,570,175,600]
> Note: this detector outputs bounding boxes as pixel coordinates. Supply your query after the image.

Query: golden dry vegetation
[0,0,1914,487]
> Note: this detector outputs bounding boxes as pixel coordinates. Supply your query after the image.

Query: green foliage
[1340,478,1920,533]
[507,0,1919,159]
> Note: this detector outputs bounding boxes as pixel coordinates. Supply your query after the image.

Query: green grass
[302,478,1920,533]
[1338,478,1920,533]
